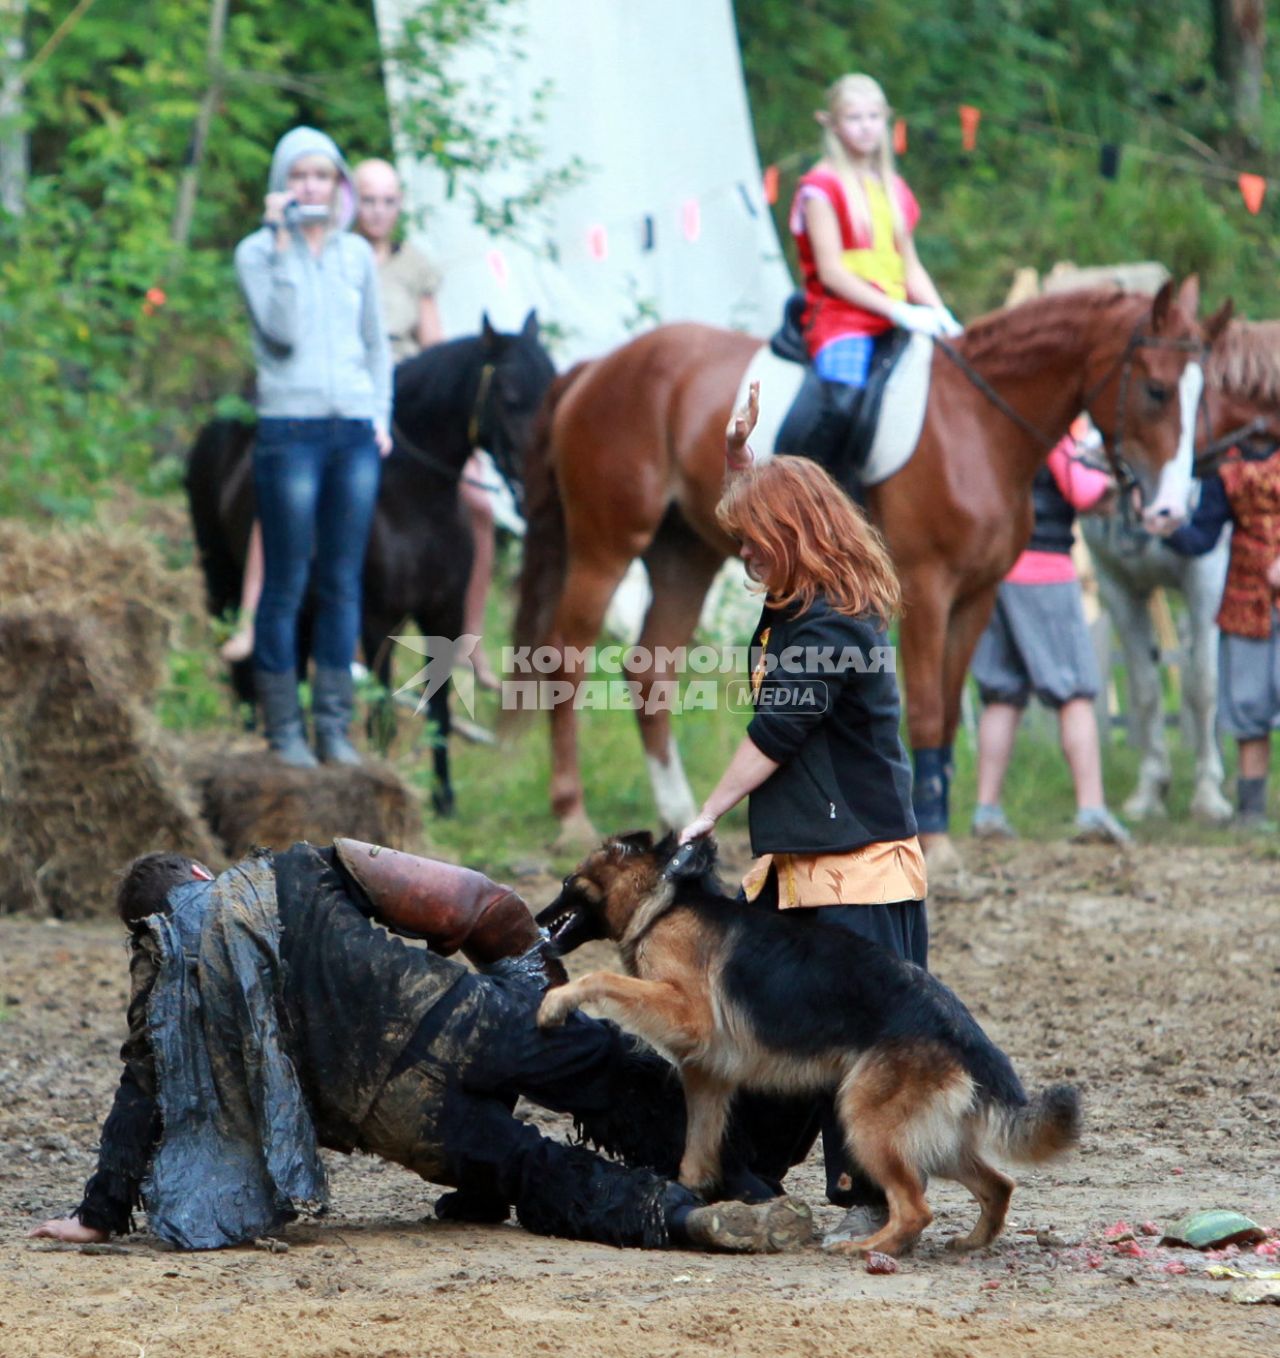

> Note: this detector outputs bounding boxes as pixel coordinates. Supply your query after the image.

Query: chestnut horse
[516,280,1230,872]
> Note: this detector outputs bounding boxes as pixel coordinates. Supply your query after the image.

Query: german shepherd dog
[535,832,1082,1259]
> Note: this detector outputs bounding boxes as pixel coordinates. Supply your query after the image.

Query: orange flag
[682,197,702,243]
[893,120,908,156]
[958,104,981,152]
[762,165,779,205]
[1239,172,1266,215]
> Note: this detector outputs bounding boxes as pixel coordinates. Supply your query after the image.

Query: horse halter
[389,359,503,488]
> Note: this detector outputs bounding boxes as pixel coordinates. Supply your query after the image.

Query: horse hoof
[1190,786,1233,825]
[432,786,456,818]
[920,835,983,901]
[1122,792,1166,822]
[553,810,598,853]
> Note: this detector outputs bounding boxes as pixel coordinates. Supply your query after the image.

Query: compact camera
[283,201,331,228]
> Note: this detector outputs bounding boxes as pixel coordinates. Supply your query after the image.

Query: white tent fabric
[372,0,794,366]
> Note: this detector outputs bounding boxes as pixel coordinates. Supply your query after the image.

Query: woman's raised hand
[725,380,759,472]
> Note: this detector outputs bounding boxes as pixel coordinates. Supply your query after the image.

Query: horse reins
[390,360,502,487]
[934,325,1208,495]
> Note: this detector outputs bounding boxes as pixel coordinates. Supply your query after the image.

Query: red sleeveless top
[790,168,920,352]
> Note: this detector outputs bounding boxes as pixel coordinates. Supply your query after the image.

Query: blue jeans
[252,417,380,674]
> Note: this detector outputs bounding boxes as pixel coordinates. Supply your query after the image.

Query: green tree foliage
[0,0,571,519]
[734,0,1279,319]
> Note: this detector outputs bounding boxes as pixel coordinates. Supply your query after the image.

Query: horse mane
[957,288,1150,379]
[393,334,482,426]
[1206,319,1280,405]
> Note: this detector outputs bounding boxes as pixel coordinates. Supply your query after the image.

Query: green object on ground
[1161,1210,1266,1250]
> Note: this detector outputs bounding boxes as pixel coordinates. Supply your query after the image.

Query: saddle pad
[861,332,932,486]
[731,335,931,486]
[730,346,806,467]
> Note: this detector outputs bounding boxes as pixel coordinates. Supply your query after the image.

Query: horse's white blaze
[646,747,698,830]
[1143,361,1202,530]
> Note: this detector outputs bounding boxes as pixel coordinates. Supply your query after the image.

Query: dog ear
[614,829,655,856]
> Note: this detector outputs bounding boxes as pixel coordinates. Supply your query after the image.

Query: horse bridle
[390,360,505,491]
[935,323,1208,496]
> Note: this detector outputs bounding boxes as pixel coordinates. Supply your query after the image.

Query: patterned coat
[1218,452,1280,639]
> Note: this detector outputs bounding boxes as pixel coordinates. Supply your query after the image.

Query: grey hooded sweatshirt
[234,127,392,429]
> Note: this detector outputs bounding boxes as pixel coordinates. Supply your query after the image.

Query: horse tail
[514,363,589,653]
[184,417,254,620]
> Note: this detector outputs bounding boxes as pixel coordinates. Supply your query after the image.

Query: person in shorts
[971,429,1130,844]
[1161,441,1280,829]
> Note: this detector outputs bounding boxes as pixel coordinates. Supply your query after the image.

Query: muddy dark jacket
[76,844,469,1239]
[745,595,917,855]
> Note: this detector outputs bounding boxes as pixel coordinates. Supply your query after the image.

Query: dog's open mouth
[535,900,581,951]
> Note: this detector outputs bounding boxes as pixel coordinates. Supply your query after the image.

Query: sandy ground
[2,839,1278,1357]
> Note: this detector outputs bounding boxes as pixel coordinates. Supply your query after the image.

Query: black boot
[312,665,362,766]
[254,669,319,769]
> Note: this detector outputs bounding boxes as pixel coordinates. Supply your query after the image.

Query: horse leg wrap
[912,745,953,834]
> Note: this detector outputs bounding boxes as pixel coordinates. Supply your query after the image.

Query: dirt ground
[2,839,1278,1357]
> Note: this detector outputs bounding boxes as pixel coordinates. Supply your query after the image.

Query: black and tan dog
[535,832,1082,1259]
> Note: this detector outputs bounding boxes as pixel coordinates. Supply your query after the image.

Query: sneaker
[821,1203,889,1249]
[1233,810,1278,834]
[1071,807,1131,845]
[683,1196,813,1253]
[972,804,1018,840]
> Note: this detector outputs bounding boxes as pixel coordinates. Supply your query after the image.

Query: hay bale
[0,612,221,919]
[0,520,202,700]
[186,752,423,860]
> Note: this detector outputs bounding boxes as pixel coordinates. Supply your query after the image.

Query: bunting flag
[762,164,779,205]
[486,248,509,286]
[893,119,908,156]
[1099,143,1120,180]
[958,104,981,152]
[681,197,702,242]
[1238,172,1266,215]
[587,224,609,261]
[641,214,656,250]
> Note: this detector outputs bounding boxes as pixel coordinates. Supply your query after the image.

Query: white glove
[888,301,947,337]
[936,307,964,338]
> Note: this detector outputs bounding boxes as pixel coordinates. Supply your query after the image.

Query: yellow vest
[841,178,906,301]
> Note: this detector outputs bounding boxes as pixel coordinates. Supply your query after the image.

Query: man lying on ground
[29,842,810,1254]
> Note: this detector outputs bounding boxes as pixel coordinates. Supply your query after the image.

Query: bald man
[353,158,443,362]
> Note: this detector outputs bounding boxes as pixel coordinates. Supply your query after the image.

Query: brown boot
[334,839,564,984]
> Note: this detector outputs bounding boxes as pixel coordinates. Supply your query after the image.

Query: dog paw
[535,994,573,1028]
[822,1237,866,1258]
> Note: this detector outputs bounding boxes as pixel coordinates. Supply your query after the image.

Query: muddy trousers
[355,972,695,1249]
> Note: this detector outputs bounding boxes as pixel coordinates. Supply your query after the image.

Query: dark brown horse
[188,314,554,814]
[515,280,1231,874]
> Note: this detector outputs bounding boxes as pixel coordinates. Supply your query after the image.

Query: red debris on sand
[979,1280,1001,1291]
[1104,1221,1135,1242]
[1086,1251,1104,1269]
[1171,1167,1185,1176]
[1256,1240,1280,1258]
[1113,1240,1148,1259]
[865,1252,898,1275]
[1138,1221,1161,1236]
[1161,1261,1189,1275]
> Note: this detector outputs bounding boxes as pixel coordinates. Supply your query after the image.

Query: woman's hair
[716,457,902,622]
[820,73,905,240]
[115,851,205,929]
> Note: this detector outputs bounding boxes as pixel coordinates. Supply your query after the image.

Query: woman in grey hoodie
[234,127,392,767]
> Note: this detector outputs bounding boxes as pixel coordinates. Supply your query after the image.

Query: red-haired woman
[679,385,927,1250]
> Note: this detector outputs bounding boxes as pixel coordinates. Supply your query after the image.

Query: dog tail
[991,1084,1082,1164]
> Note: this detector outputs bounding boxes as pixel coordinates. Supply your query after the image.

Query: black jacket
[745,595,917,856]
